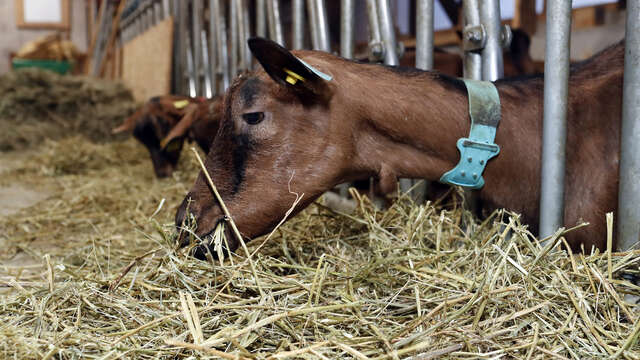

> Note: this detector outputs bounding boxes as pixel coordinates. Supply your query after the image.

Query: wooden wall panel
[122,17,173,102]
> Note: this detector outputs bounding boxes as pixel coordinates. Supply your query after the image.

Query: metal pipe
[256,0,267,38]
[163,0,171,18]
[307,0,320,50]
[266,0,284,46]
[416,0,434,70]
[237,0,251,71]
[617,1,640,251]
[292,0,305,50]
[366,0,382,61]
[207,0,218,95]
[375,0,398,65]
[479,0,503,81]
[192,0,202,95]
[213,0,230,90]
[230,0,239,78]
[201,30,213,98]
[186,36,197,97]
[539,0,572,239]
[314,0,330,52]
[340,0,355,58]
[462,0,482,80]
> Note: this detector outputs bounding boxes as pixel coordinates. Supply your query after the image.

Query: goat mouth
[189,218,236,260]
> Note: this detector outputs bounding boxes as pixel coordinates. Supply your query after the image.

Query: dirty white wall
[0,0,88,74]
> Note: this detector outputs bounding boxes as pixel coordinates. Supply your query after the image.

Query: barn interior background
[1,0,640,359]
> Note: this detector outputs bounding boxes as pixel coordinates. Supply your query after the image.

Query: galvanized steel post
[191,0,202,95]
[230,0,239,78]
[201,29,213,98]
[292,0,305,49]
[256,0,267,38]
[376,0,398,66]
[307,0,320,50]
[207,0,218,95]
[340,0,355,59]
[462,0,482,80]
[618,1,640,251]
[539,0,572,239]
[366,0,383,61]
[212,0,230,91]
[266,0,284,46]
[479,0,503,81]
[314,0,331,52]
[237,0,251,71]
[416,0,434,70]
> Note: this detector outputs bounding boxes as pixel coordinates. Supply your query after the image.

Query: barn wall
[0,1,88,74]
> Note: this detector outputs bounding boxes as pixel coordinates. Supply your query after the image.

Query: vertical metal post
[293,0,305,50]
[366,0,382,61]
[479,0,503,81]
[314,0,331,52]
[192,0,202,95]
[208,0,218,95]
[462,0,482,80]
[266,0,284,46]
[376,0,398,66]
[539,0,571,239]
[237,0,251,72]
[186,36,197,97]
[340,0,355,59]
[256,0,267,38]
[307,0,320,50]
[213,0,230,91]
[618,1,640,251]
[230,0,239,78]
[416,0,434,70]
[201,30,213,98]
[163,0,171,18]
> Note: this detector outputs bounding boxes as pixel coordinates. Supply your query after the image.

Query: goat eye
[242,112,264,125]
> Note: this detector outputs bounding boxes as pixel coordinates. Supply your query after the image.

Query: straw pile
[1,136,640,359]
[0,68,136,151]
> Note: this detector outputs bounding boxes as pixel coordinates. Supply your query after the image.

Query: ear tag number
[283,68,305,85]
[173,100,190,109]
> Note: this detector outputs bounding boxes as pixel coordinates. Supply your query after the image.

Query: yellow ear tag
[284,68,305,85]
[173,100,190,109]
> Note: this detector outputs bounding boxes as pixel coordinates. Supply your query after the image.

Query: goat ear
[112,110,141,134]
[160,103,199,149]
[248,37,332,95]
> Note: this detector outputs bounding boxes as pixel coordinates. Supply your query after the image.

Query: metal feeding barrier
[117,0,639,251]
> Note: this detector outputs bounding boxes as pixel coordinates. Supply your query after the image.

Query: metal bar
[416,0,434,70]
[617,1,640,251]
[539,0,572,239]
[237,0,251,72]
[340,0,355,58]
[266,0,284,46]
[186,36,197,97]
[314,0,330,52]
[201,29,213,98]
[230,0,239,78]
[256,0,267,38]
[462,0,482,80]
[479,0,503,81]
[213,0,230,90]
[307,0,320,50]
[208,0,218,95]
[293,0,305,50]
[376,0,398,66]
[192,0,202,95]
[366,0,382,61]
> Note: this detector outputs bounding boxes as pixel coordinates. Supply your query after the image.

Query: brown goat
[113,95,222,178]
[176,38,623,257]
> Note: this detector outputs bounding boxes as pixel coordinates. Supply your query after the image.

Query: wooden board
[122,17,174,102]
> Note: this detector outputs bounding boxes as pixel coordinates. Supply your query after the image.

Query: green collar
[440,79,501,189]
